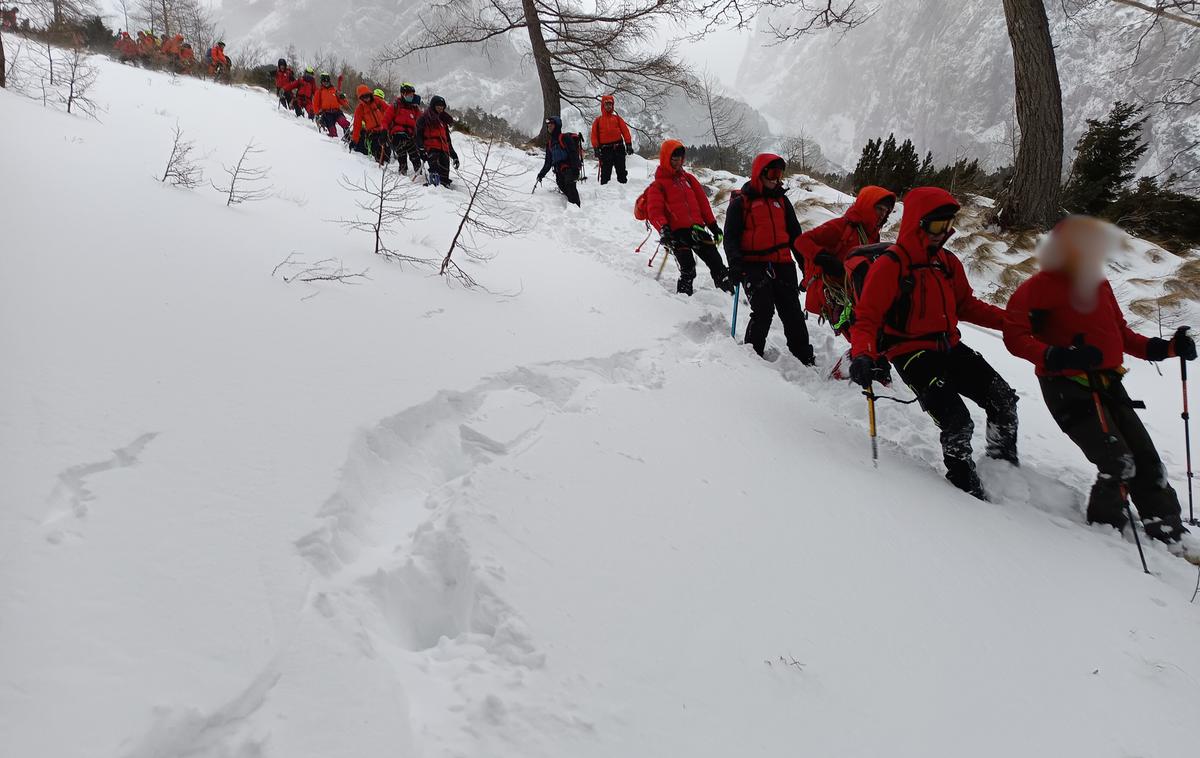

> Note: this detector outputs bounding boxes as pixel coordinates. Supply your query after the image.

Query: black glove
[625,143,634,155]
[659,227,673,247]
[1045,340,1103,372]
[849,355,879,389]
[727,266,744,287]
[451,151,460,169]
[593,148,601,161]
[716,269,737,295]
[707,222,723,243]
[535,173,545,185]
[1174,326,1197,361]
[813,251,845,280]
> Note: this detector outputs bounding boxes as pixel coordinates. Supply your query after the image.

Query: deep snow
[3,50,1200,758]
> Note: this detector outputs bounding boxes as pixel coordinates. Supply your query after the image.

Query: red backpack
[634,183,663,222]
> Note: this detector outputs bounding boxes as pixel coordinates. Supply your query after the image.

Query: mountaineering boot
[677,275,695,296]
[792,342,816,367]
[1165,528,1200,565]
[946,459,986,501]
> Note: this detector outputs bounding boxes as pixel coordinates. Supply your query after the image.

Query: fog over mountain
[735,1,1199,177]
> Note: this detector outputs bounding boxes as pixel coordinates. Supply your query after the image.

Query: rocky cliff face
[735,0,1199,180]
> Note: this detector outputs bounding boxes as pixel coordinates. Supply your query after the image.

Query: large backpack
[838,242,953,334]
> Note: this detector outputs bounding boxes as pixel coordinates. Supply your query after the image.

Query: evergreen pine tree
[893,138,920,194]
[1063,101,1149,215]
[852,138,882,191]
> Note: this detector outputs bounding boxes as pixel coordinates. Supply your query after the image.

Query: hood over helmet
[356,84,371,98]
[898,186,960,257]
[748,153,786,195]
[844,185,897,227]
[658,139,685,170]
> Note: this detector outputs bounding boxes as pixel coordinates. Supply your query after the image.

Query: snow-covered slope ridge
[3,52,1200,758]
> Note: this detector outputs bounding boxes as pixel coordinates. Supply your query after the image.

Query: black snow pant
[352,130,391,163]
[672,241,727,296]
[893,342,1019,499]
[391,132,421,174]
[743,262,813,364]
[556,166,581,206]
[1040,374,1183,541]
[426,149,452,186]
[598,142,628,184]
[278,88,293,109]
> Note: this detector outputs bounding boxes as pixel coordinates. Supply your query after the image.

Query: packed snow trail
[3,53,1200,758]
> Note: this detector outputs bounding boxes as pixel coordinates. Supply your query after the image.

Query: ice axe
[864,384,878,468]
[730,283,741,339]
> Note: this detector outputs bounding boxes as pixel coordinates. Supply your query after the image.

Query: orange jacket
[160,35,182,55]
[590,95,632,147]
[179,45,194,62]
[352,88,394,142]
[210,45,228,66]
[312,85,346,114]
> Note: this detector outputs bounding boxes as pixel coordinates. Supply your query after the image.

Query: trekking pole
[1087,369,1151,574]
[865,385,878,468]
[1181,349,1196,525]
[730,283,740,339]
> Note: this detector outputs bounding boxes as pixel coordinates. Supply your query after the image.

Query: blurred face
[874,202,892,228]
[1041,216,1115,311]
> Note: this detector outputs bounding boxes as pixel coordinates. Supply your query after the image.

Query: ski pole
[1087,370,1151,574]
[730,283,740,339]
[1182,349,1196,525]
[865,385,878,468]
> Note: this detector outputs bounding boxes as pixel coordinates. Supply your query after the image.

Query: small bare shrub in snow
[159,124,203,188]
[213,140,272,206]
[441,139,531,288]
[272,253,370,286]
[336,160,431,267]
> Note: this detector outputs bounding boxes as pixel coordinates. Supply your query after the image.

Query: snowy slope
[4,50,1200,758]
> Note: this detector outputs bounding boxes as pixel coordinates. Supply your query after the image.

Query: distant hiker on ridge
[590,95,634,185]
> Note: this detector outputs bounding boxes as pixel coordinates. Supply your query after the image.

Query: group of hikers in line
[272,59,459,187]
[630,143,1198,563]
[114,31,228,79]
[534,95,636,206]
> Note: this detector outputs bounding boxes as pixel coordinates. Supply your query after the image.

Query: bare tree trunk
[1,32,6,90]
[521,0,562,141]
[999,0,1064,230]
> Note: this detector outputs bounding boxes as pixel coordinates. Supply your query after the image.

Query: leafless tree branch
[212,140,273,206]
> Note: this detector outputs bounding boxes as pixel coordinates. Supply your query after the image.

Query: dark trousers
[319,109,349,137]
[598,143,628,184]
[426,150,452,186]
[391,132,421,173]
[293,95,311,119]
[556,166,581,205]
[1040,375,1182,538]
[278,89,293,109]
[673,241,726,291]
[743,263,812,363]
[894,342,1019,495]
[352,130,390,163]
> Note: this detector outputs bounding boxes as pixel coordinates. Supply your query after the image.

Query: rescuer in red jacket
[645,140,732,296]
[848,186,1018,499]
[1003,216,1197,558]
[589,95,633,185]
[723,153,812,364]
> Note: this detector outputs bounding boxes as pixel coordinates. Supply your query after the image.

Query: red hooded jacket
[645,140,716,232]
[590,95,632,148]
[1003,272,1151,376]
[850,187,1003,360]
[274,67,294,90]
[352,86,393,142]
[388,97,421,135]
[723,153,803,266]
[795,185,896,316]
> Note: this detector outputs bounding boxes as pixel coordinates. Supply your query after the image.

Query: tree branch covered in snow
[213,140,272,206]
[159,124,203,188]
[272,252,371,285]
[335,161,433,267]
[441,140,530,288]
